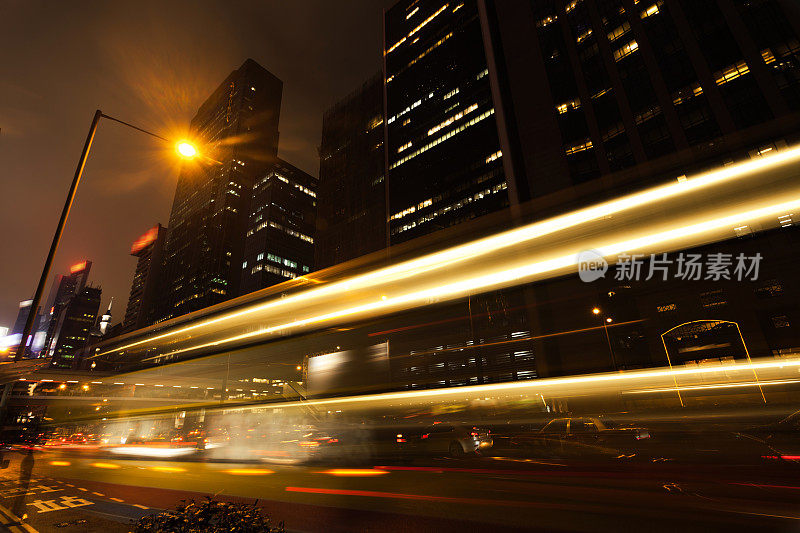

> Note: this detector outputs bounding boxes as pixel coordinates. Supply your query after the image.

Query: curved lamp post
[14,109,199,361]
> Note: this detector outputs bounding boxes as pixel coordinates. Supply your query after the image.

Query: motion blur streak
[151,197,800,359]
[317,469,391,476]
[91,462,121,469]
[224,469,274,475]
[98,143,800,359]
[49,461,70,466]
[284,487,586,510]
[149,466,186,473]
[201,357,800,413]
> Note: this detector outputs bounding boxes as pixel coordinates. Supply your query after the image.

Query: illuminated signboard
[70,261,87,273]
[131,226,159,255]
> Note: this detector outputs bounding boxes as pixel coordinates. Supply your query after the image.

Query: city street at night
[3,0,800,531]
[0,448,797,533]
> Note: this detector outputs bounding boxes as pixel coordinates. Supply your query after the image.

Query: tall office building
[42,261,92,356]
[159,59,283,322]
[481,0,800,205]
[471,0,800,378]
[384,0,509,245]
[8,300,39,357]
[240,159,316,294]
[316,74,386,269]
[123,224,167,331]
[48,285,102,369]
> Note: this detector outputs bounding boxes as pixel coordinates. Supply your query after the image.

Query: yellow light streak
[99,144,800,359]
[200,357,800,413]
[625,379,800,394]
[317,469,390,477]
[150,197,800,360]
[224,468,274,475]
[149,466,187,473]
[50,461,71,466]
[92,462,121,469]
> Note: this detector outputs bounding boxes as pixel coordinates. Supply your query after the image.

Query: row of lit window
[639,1,663,19]
[427,103,478,136]
[249,263,297,279]
[246,220,314,243]
[714,61,750,86]
[607,22,630,43]
[485,150,502,164]
[256,173,316,198]
[556,98,581,114]
[386,3,449,55]
[634,105,661,125]
[613,40,639,62]
[387,31,454,83]
[394,181,507,234]
[390,108,496,169]
[565,139,593,155]
[671,83,704,106]
[390,198,433,222]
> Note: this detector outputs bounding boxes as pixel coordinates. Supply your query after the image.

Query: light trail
[149,197,800,360]
[97,143,800,359]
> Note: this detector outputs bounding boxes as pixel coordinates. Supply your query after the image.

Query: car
[510,417,651,459]
[409,423,493,457]
[738,409,800,461]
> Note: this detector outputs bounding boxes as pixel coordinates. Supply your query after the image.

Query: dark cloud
[0,0,392,327]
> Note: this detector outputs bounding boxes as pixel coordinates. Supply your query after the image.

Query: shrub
[133,497,284,533]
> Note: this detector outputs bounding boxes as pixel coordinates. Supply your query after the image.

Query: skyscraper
[48,285,102,369]
[42,261,92,356]
[123,224,166,331]
[158,59,283,322]
[480,0,800,205]
[240,159,316,294]
[316,73,386,269]
[384,0,509,245]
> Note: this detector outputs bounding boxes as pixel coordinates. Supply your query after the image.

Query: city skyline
[0,0,394,327]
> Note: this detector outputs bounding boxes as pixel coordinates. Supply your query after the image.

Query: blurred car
[510,417,651,459]
[407,423,493,457]
[739,409,800,460]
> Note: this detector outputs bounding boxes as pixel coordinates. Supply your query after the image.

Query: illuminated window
[634,105,661,124]
[565,0,580,14]
[613,40,638,61]
[428,103,478,136]
[397,141,413,153]
[657,303,677,313]
[390,109,495,169]
[443,88,459,100]
[536,14,557,28]
[640,1,662,19]
[761,49,776,65]
[714,61,750,86]
[591,87,612,99]
[576,28,592,44]
[607,22,630,42]
[556,98,581,114]
[386,4,448,55]
[485,150,502,164]
[565,139,593,155]
[406,6,418,19]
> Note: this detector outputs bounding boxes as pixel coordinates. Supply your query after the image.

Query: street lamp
[592,307,617,371]
[15,109,198,361]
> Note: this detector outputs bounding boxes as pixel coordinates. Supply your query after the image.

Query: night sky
[0,0,394,328]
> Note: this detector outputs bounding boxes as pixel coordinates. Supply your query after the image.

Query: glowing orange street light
[15,109,203,362]
[592,307,601,315]
[176,141,198,158]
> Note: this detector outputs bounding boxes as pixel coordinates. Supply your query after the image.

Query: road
[0,449,798,532]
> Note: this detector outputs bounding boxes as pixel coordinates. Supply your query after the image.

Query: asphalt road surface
[0,449,798,532]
